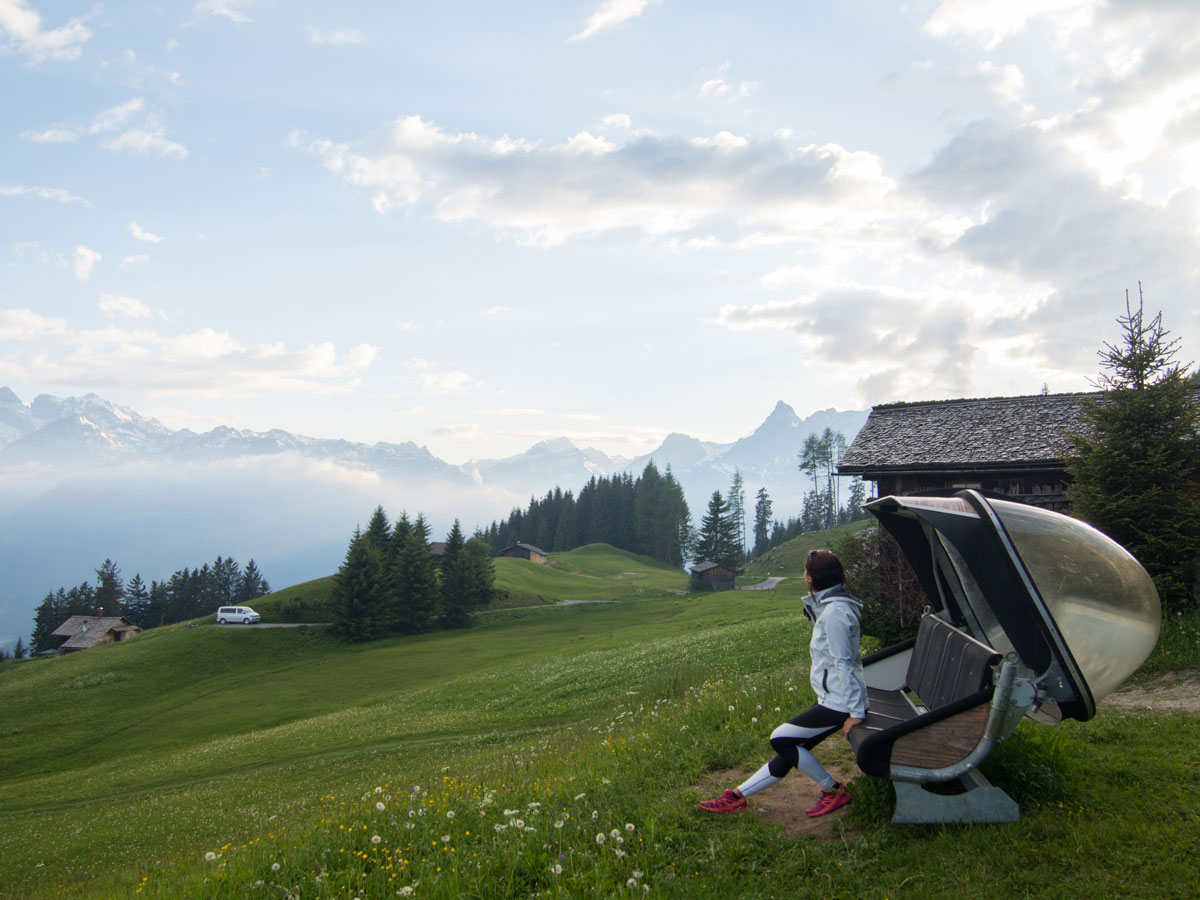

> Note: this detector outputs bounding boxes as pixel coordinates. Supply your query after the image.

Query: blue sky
[3,0,1198,463]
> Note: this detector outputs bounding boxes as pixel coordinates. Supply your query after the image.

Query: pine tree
[439,520,474,629]
[752,487,773,557]
[462,535,496,610]
[123,573,151,626]
[391,514,440,633]
[728,470,746,562]
[1067,290,1200,608]
[695,490,741,570]
[12,636,26,659]
[364,505,392,557]
[94,559,124,617]
[235,559,271,603]
[330,537,386,642]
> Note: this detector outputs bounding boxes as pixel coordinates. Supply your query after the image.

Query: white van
[216,606,261,624]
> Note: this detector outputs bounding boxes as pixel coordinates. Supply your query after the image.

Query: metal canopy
[867,490,1160,723]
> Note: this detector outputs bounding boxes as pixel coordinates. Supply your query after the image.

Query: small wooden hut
[690,561,736,592]
[498,543,549,565]
[50,615,142,655]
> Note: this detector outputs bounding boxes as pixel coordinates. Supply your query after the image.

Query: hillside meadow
[1,540,1197,899]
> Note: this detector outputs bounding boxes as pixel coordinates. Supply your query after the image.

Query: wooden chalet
[837,392,1095,511]
[498,543,549,564]
[690,561,736,591]
[429,542,447,568]
[50,615,142,655]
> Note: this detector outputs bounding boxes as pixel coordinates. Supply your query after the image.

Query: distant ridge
[0,387,868,649]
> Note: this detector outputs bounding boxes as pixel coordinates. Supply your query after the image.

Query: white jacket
[803,584,868,718]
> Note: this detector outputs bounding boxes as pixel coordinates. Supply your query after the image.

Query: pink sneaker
[805,782,851,817]
[699,790,747,813]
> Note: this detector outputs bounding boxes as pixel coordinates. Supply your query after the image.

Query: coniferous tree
[462,535,496,610]
[392,514,439,633]
[439,520,474,629]
[12,636,26,659]
[94,559,124,617]
[753,487,773,557]
[235,559,271,603]
[1067,291,1200,607]
[123,573,151,626]
[728,470,747,562]
[364,505,392,558]
[331,536,386,642]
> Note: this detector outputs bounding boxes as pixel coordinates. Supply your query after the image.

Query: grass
[1,536,1197,899]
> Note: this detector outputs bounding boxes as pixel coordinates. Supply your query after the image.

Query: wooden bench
[847,614,1031,824]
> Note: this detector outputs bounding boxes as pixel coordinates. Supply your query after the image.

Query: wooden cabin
[498,543,549,565]
[690,561,736,591]
[837,393,1095,511]
[50,615,142,655]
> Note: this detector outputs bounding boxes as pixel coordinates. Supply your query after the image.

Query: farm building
[837,392,1095,511]
[498,543,549,564]
[690,561,736,591]
[50,615,142,655]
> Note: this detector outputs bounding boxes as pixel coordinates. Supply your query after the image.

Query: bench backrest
[907,615,1001,708]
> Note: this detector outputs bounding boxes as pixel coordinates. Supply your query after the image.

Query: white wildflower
[595,832,606,845]
[204,852,217,862]
[625,823,635,833]
[370,835,381,845]
[376,802,386,811]
[271,862,281,871]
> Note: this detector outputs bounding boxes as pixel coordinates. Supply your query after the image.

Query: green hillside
[1,539,1196,899]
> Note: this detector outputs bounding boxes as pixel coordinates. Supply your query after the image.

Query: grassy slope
[2,536,1196,899]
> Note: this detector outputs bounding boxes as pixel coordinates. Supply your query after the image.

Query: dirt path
[738,577,786,591]
[1102,669,1200,714]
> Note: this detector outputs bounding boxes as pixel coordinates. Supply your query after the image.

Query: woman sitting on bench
[700,549,867,818]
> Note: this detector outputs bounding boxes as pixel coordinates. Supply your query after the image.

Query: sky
[2,0,1198,465]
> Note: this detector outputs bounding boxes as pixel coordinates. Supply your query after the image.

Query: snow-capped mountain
[0,387,868,649]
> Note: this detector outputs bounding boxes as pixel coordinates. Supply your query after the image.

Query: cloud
[296,117,914,248]
[90,98,146,133]
[419,371,483,395]
[19,127,76,142]
[924,0,1092,50]
[120,255,150,269]
[483,305,511,316]
[699,78,759,102]
[601,113,632,130]
[0,0,92,62]
[0,308,380,396]
[307,26,364,45]
[195,0,255,25]
[73,246,101,280]
[568,0,659,42]
[102,122,188,159]
[130,221,164,243]
[0,184,88,205]
[99,294,151,319]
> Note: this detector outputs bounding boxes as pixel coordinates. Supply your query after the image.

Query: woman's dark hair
[805,549,845,592]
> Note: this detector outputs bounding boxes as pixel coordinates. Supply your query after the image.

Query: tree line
[29,556,270,654]
[482,462,692,568]
[330,508,495,642]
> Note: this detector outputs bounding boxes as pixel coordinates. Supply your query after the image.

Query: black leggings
[766,703,848,778]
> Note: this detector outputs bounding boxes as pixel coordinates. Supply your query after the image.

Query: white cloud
[924,0,1093,50]
[601,113,632,130]
[130,221,164,243]
[419,371,482,395]
[19,127,76,142]
[120,255,150,269]
[73,246,101,280]
[0,0,92,62]
[483,305,511,316]
[0,308,380,396]
[297,117,914,248]
[195,0,255,25]
[568,0,659,42]
[307,26,364,45]
[699,78,759,102]
[0,184,88,205]
[99,293,151,319]
[102,122,188,159]
[90,98,146,133]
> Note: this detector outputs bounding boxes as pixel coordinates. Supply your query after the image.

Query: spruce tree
[331,537,386,642]
[753,487,773,557]
[94,559,124,617]
[13,636,26,659]
[439,520,474,629]
[124,573,151,626]
[364,505,392,557]
[1067,291,1200,608]
[462,535,496,610]
[391,514,440,633]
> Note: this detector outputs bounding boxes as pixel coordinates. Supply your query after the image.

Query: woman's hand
[842,717,863,736]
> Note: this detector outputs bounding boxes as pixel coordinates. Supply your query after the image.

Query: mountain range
[0,387,867,648]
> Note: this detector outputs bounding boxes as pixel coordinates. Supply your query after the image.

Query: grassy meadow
[1,539,1197,899]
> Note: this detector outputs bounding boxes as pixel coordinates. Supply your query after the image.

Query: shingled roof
[50,615,140,651]
[838,392,1096,475]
